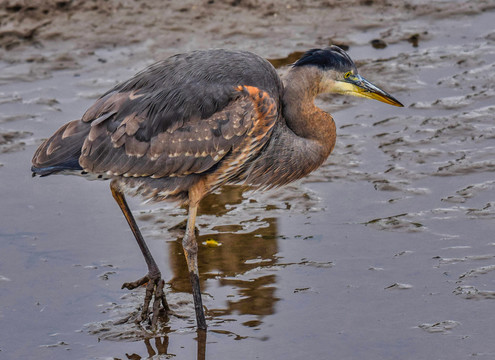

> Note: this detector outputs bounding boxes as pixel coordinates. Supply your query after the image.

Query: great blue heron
[32,46,403,330]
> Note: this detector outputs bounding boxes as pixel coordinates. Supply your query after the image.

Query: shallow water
[1,2,495,360]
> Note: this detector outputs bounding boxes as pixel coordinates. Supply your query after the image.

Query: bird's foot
[122,272,171,330]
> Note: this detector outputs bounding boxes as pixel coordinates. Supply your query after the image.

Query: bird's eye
[344,71,352,79]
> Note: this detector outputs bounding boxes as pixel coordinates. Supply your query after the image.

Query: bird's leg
[183,185,207,329]
[110,180,170,327]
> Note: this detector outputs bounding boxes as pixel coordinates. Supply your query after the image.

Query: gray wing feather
[79,91,259,178]
[86,50,282,142]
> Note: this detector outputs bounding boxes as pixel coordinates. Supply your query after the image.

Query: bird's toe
[121,274,150,290]
[122,273,170,330]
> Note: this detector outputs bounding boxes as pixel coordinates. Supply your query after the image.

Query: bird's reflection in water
[167,186,279,319]
[124,336,170,359]
[123,330,206,360]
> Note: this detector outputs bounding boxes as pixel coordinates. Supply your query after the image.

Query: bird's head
[294,46,403,107]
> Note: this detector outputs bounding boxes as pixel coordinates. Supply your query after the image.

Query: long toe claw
[140,279,156,322]
[151,279,166,328]
[123,274,170,328]
[122,274,150,290]
[160,281,171,313]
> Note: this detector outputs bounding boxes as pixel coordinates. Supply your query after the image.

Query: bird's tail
[31,120,90,176]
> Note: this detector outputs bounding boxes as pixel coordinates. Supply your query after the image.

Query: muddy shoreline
[2,0,494,65]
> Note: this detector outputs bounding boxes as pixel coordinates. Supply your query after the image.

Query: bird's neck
[244,67,338,188]
[282,66,336,158]
[246,67,336,187]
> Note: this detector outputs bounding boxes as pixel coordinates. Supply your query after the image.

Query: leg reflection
[124,331,207,360]
[125,335,171,359]
[197,329,207,360]
[153,335,169,355]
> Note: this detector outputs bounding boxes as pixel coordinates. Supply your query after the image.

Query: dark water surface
[1,5,495,360]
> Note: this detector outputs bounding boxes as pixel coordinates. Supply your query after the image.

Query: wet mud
[1,0,495,359]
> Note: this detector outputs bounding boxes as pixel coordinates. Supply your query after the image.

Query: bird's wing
[79,85,278,178]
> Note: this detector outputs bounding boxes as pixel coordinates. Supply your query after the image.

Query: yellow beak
[337,74,404,107]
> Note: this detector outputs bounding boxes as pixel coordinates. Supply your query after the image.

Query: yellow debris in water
[204,239,221,247]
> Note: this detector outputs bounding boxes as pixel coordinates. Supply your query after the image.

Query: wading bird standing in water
[32,46,403,330]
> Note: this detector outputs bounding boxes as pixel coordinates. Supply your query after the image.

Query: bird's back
[32,49,283,199]
[108,50,283,141]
